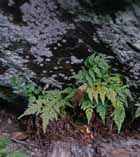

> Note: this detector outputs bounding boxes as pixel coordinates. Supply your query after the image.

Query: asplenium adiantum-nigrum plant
[10,52,132,133]
[19,88,75,133]
[11,76,75,133]
[74,53,132,132]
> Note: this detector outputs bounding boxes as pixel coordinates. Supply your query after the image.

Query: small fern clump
[74,53,132,132]
[10,53,132,133]
[20,88,75,133]
[11,77,75,133]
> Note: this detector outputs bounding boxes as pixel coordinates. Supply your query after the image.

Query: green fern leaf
[43,107,58,132]
[134,103,140,119]
[88,69,95,81]
[19,100,42,119]
[81,100,94,123]
[122,88,133,100]
[98,86,107,105]
[96,103,107,125]
[113,101,125,133]
[107,89,116,106]
[85,74,93,86]
[86,108,94,124]
[93,66,101,78]
[87,88,93,102]
[92,88,99,104]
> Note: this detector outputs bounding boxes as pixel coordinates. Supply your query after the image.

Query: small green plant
[20,88,75,133]
[11,77,75,133]
[74,53,132,132]
[0,136,27,157]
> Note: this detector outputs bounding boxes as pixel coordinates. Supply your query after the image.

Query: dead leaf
[79,125,94,143]
[12,132,28,140]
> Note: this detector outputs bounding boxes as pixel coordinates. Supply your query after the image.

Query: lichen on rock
[20,0,75,58]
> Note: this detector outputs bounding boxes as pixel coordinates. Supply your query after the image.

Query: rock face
[0,0,140,88]
[0,0,140,89]
[45,137,140,157]
[20,0,75,58]
[65,0,140,81]
[96,136,140,157]
[0,0,80,88]
[47,141,95,157]
[79,2,140,80]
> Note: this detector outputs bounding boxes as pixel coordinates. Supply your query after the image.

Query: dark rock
[73,0,140,81]
[0,82,28,115]
[47,141,95,157]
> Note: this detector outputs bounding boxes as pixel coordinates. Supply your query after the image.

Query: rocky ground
[0,110,140,157]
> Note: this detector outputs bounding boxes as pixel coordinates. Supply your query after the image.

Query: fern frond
[75,52,132,132]
[113,100,125,133]
[81,100,94,124]
[134,103,140,119]
[19,97,43,118]
[96,102,107,125]
[19,87,74,133]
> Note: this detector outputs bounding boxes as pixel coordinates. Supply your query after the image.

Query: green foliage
[10,53,132,133]
[20,87,75,133]
[11,76,75,133]
[75,53,132,132]
[10,77,41,97]
[0,136,27,157]
[96,102,107,125]
[132,82,140,121]
[74,53,110,85]
[134,103,140,119]
[80,98,95,123]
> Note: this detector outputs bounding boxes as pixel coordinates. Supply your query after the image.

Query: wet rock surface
[0,0,140,89]
[71,0,140,80]
[0,0,83,88]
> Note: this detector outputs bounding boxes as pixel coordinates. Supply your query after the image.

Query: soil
[1,109,140,157]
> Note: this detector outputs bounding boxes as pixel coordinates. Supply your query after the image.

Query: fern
[18,86,75,133]
[11,76,41,96]
[96,102,107,125]
[74,53,110,85]
[113,100,125,132]
[80,99,95,124]
[10,76,76,133]
[75,52,132,132]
